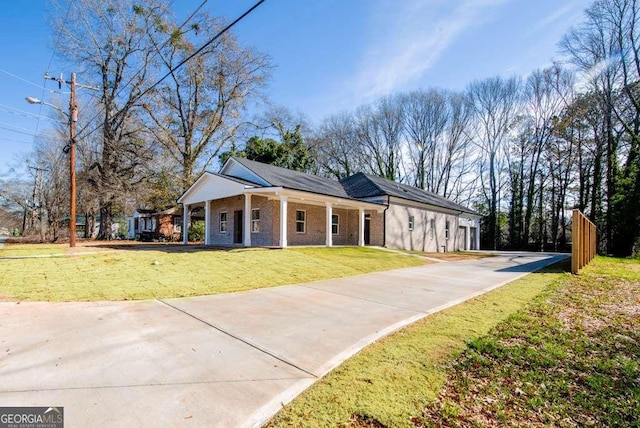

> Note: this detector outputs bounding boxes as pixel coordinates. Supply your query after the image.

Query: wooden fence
[571,209,597,274]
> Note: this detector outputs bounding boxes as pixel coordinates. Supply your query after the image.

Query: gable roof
[341,172,478,215]
[225,157,353,199]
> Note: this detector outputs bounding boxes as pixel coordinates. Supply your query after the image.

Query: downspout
[382,195,390,247]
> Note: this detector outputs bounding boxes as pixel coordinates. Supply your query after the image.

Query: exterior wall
[287,202,326,246]
[384,201,460,252]
[331,208,356,246]
[206,195,277,246]
[157,214,180,240]
[368,210,385,247]
[208,195,244,246]
[248,195,276,246]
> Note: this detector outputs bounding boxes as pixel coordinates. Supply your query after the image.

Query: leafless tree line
[5,0,640,255]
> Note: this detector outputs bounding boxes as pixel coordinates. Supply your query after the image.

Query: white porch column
[204,201,211,245]
[358,208,365,247]
[475,220,481,250]
[325,202,333,247]
[243,194,251,247]
[182,204,189,245]
[465,224,471,251]
[279,196,288,248]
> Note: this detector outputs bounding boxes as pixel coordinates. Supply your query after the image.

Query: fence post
[571,209,596,274]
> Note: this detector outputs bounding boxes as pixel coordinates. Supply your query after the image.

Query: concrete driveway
[0,251,567,427]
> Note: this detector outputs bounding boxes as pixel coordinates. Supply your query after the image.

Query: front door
[234,210,243,244]
[364,215,371,245]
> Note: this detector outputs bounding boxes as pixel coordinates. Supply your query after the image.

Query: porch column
[243,194,251,247]
[182,204,190,245]
[465,224,471,251]
[204,201,211,245]
[358,208,365,247]
[475,220,481,250]
[279,196,288,248]
[325,202,333,247]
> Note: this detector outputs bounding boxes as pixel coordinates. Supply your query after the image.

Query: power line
[0,69,69,95]
[73,0,212,141]
[0,137,33,145]
[140,0,265,102]
[75,0,265,142]
[0,104,56,122]
[0,125,39,137]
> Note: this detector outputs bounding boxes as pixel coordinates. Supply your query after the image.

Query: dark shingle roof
[230,157,352,199]
[224,158,477,214]
[340,172,478,215]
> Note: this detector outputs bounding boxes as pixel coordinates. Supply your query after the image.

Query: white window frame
[408,215,415,231]
[219,211,228,233]
[445,220,450,240]
[332,214,339,235]
[251,208,260,233]
[430,218,435,238]
[174,216,182,233]
[295,210,306,234]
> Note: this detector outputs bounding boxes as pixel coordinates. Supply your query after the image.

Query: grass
[0,244,424,301]
[419,256,640,427]
[268,256,640,428]
[267,260,570,427]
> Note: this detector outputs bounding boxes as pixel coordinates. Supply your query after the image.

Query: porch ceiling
[247,188,385,212]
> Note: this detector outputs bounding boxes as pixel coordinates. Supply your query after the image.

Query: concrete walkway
[0,251,567,427]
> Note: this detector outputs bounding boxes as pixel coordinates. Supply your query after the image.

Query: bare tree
[468,76,521,249]
[560,0,640,255]
[401,89,448,190]
[53,0,169,239]
[355,96,404,180]
[313,112,366,179]
[143,12,271,195]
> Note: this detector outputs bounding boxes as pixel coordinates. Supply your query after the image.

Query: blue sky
[0,0,591,176]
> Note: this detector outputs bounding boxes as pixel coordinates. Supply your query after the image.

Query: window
[251,208,260,233]
[332,214,339,235]
[408,215,415,231]
[174,216,182,233]
[430,218,435,238]
[219,212,228,233]
[445,220,450,239]
[296,210,306,233]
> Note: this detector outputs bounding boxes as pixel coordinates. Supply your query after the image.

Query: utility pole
[69,73,78,247]
[42,72,96,247]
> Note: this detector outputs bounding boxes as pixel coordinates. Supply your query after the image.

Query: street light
[25,73,78,247]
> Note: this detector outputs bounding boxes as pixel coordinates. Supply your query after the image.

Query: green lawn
[421,256,639,427]
[268,256,640,428]
[267,260,569,427]
[0,244,424,301]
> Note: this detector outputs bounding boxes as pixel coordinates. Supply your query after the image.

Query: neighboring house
[76,215,123,239]
[127,207,184,241]
[177,157,481,251]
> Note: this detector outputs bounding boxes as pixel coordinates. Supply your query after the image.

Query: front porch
[181,190,383,248]
[177,173,384,248]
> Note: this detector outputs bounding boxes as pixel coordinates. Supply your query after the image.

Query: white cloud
[528,0,587,36]
[351,0,508,102]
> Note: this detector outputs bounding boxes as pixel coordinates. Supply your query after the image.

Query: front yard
[0,243,424,301]
[268,256,640,427]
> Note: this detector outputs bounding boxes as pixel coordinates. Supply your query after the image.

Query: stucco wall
[385,201,460,251]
